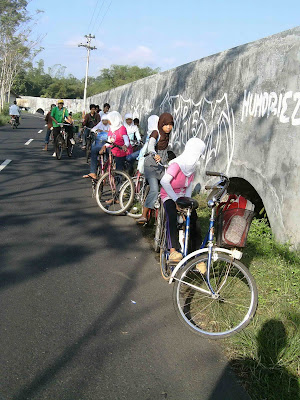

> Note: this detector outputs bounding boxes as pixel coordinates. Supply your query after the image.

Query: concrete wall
[17,96,83,114]
[19,27,300,246]
[90,27,300,247]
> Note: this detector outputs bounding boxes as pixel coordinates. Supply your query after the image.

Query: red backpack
[216,195,255,248]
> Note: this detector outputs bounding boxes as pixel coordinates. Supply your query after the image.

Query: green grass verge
[140,193,299,399]
[0,103,11,126]
[194,193,300,400]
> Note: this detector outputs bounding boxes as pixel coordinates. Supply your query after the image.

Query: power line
[90,0,106,35]
[94,0,112,37]
[87,0,101,34]
[78,34,97,112]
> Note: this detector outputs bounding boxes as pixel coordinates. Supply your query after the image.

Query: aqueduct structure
[19,27,300,247]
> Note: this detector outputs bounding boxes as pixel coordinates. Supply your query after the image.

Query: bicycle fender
[168,247,241,284]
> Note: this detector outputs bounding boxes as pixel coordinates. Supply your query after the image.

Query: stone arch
[228,177,267,221]
[36,108,44,115]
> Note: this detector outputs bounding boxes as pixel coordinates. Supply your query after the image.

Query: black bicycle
[55,123,75,160]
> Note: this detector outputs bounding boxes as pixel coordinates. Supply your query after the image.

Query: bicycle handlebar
[206,171,228,178]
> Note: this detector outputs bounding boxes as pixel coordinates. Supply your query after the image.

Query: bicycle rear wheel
[95,170,134,215]
[120,176,149,218]
[154,202,164,253]
[55,135,63,160]
[172,253,258,338]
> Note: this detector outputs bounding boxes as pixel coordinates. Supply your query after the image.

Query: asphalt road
[0,113,250,400]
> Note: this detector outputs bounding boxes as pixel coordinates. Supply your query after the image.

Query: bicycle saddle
[176,197,199,210]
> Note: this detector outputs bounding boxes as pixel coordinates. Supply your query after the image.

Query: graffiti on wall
[241,90,300,126]
[158,92,235,174]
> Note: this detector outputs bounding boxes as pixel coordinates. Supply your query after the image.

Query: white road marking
[0,159,12,171]
[38,130,43,133]
[25,139,34,145]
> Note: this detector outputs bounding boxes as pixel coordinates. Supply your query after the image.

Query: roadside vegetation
[195,193,300,400]
[12,61,159,99]
[0,103,10,126]
[142,194,299,399]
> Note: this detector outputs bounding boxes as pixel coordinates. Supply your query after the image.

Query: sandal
[83,174,97,180]
[136,216,148,224]
[169,251,183,262]
[105,198,120,205]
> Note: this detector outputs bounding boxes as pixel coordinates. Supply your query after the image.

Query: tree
[87,64,160,96]
[0,0,42,110]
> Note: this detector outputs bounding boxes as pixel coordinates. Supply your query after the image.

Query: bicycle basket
[216,208,254,248]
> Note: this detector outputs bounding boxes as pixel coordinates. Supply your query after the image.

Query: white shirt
[9,104,20,116]
[100,111,108,119]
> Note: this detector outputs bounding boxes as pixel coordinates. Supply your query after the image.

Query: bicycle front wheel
[172,253,258,338]
[55,135,63,160]
[120,176,149,218]
[67,143,73,157]
[154,203,164,253]
[95,170,134,215]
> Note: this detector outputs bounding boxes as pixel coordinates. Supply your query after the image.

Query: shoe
[52,152,56,157]
[169,251,183,262]
[136,216,148,224]
[70,138,75,145]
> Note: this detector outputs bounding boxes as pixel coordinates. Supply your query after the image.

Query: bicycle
[119,170,149,218]
[95,142,135,215]
[10,115,19,129]
[55,123,75,160]
[167,171,258,338]
[85,127,96,163]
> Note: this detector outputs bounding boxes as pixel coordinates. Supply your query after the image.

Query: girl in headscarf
[123,113,141,144]
[160,138,206,262]
[137,114,159,174]
[124,112,142,175]
[101,111,132,171]
[136,112,174,224]
[82,115,111,180]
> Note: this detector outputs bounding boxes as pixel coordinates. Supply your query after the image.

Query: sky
[26,0,300,80]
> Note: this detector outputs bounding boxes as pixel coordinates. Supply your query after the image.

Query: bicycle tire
[55,135,63,160]
[86,139,91,163]
[154,203,164,253]
[95,170,134,215]
[120,176,149,218]
[172,253,258,338]
[67,143,73,157]
[160,223,172,280]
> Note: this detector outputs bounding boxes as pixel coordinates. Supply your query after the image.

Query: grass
[195,193,300,400]
[0,103,11,126]
[141,193,299,399]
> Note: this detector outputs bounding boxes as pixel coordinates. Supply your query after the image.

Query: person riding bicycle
[99,111,132,171]
[160,138,205,262]
[123,112,142,175]
[81,104,101,150]
[50,100,73,157]
[9,101,20,125]
[43,104,56,151]
[136,112,174,224]
[82,116,110,180]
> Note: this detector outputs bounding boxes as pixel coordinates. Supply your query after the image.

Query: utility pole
[78,34,96,113]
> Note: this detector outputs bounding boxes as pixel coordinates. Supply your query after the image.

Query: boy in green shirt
[51,100,73,156]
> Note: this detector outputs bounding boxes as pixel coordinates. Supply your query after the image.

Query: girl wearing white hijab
[160,138,206,262]
[124,113,141,144]
[91,115,110,133]
[101,111,132,171]
[136,115,159,174]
